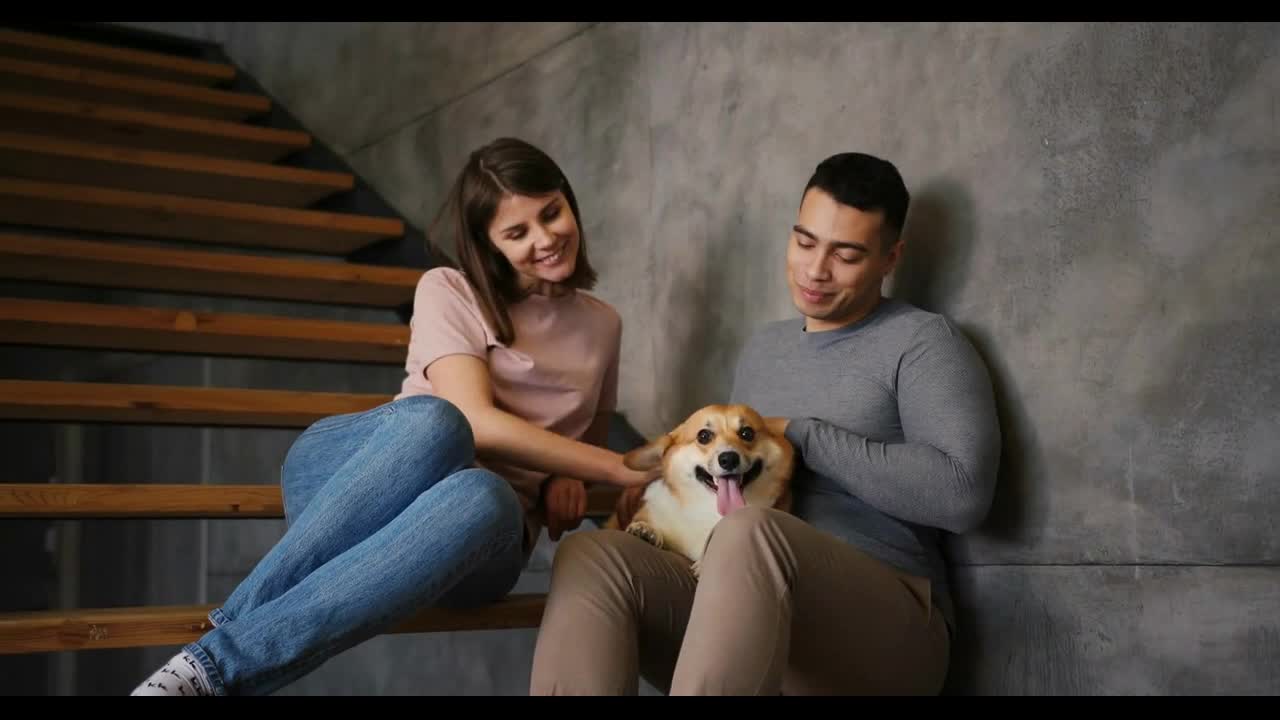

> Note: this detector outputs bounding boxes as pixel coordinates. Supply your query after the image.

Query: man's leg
[529,529,698,695]
[669,507,950,696]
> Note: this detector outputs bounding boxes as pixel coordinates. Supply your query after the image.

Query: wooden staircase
[0,24,615,659]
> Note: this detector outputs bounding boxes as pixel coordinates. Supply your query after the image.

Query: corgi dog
[604,404,795,576]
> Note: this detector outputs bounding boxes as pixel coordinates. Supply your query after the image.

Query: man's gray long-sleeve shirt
[729,297,1001,632]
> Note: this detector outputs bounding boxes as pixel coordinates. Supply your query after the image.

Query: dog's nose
[718,451,740,471]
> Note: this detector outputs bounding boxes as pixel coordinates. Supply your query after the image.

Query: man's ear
[624,434,673,471]
[883,233,905,275]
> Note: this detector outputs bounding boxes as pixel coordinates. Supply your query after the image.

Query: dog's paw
[625,521,663,549]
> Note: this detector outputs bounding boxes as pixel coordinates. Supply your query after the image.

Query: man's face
[786,188,902,332]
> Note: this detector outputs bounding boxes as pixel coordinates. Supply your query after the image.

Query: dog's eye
[697,429,713,445]
[739,426,755,442]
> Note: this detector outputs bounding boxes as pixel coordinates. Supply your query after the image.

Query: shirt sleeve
[404,269,496,381]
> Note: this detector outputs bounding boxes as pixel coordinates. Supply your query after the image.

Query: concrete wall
[106,21,1280,695]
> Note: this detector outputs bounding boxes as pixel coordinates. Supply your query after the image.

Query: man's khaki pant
[529,506,950,695]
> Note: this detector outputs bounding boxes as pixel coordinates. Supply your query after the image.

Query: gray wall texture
[76,21,1280,695]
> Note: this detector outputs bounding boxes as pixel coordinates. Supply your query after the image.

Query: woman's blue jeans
[184,394,528,695]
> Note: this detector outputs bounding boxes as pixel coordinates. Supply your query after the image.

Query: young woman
[131,137,650,696]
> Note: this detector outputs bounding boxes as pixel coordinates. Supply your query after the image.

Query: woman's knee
[392,394,476,468]
[395,394,473,444]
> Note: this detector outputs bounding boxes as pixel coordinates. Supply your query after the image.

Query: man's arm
[783,319,1001,534]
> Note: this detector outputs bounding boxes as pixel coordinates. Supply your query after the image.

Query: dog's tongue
[717,475,746,516]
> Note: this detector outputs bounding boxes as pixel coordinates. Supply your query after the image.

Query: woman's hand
[608,462,658,488]
[608,455,660,528]
[543,475,587,541]
[614,485,647,529]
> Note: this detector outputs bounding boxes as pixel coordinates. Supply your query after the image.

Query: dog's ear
[764,416,791,439]
[623,433,673,471]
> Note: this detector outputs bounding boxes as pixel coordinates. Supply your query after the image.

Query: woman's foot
[130,649,215,696]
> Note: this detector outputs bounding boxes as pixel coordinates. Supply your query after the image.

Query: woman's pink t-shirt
[395,267,621,522]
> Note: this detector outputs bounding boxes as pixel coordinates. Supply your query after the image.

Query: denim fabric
[188,394,527,695]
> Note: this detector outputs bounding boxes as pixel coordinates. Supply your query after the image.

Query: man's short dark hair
[803,152,910,251]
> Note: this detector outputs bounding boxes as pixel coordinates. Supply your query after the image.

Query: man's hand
[543,475,587,542]
[614,485,647,529]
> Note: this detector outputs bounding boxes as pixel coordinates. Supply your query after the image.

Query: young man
[529,152,1001,695]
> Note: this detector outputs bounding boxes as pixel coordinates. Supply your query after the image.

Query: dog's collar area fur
[694,458,764,491]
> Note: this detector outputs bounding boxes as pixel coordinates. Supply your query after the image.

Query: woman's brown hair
[429,137,598,346]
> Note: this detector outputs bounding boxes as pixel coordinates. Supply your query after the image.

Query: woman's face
[487,190,580,294]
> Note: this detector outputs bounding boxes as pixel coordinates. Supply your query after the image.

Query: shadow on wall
[892,179,1044,695]
[892,177,976,315]
[893,177,1037,545]
[668,249,735,421]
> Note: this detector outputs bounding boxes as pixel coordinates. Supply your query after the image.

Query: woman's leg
[193,466,525,696]
[132,395,526,695]
[212,394,476,627]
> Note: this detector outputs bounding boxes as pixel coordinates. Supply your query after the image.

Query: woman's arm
[426,354,648,488]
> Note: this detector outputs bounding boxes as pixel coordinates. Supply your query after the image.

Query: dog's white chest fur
[640,483,723,564]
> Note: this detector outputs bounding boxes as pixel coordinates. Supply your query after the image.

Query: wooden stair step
[0,483,620,520]
[0,178,405,255]
[0,130,352,208]
[0,297,410,364]
[0,483,284,519]
[0,28,236,87]
[0,596,549,654]
[0,379,390,427]
[0,56,267,121]
[0,233,422,308]
[0,91,309,162]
